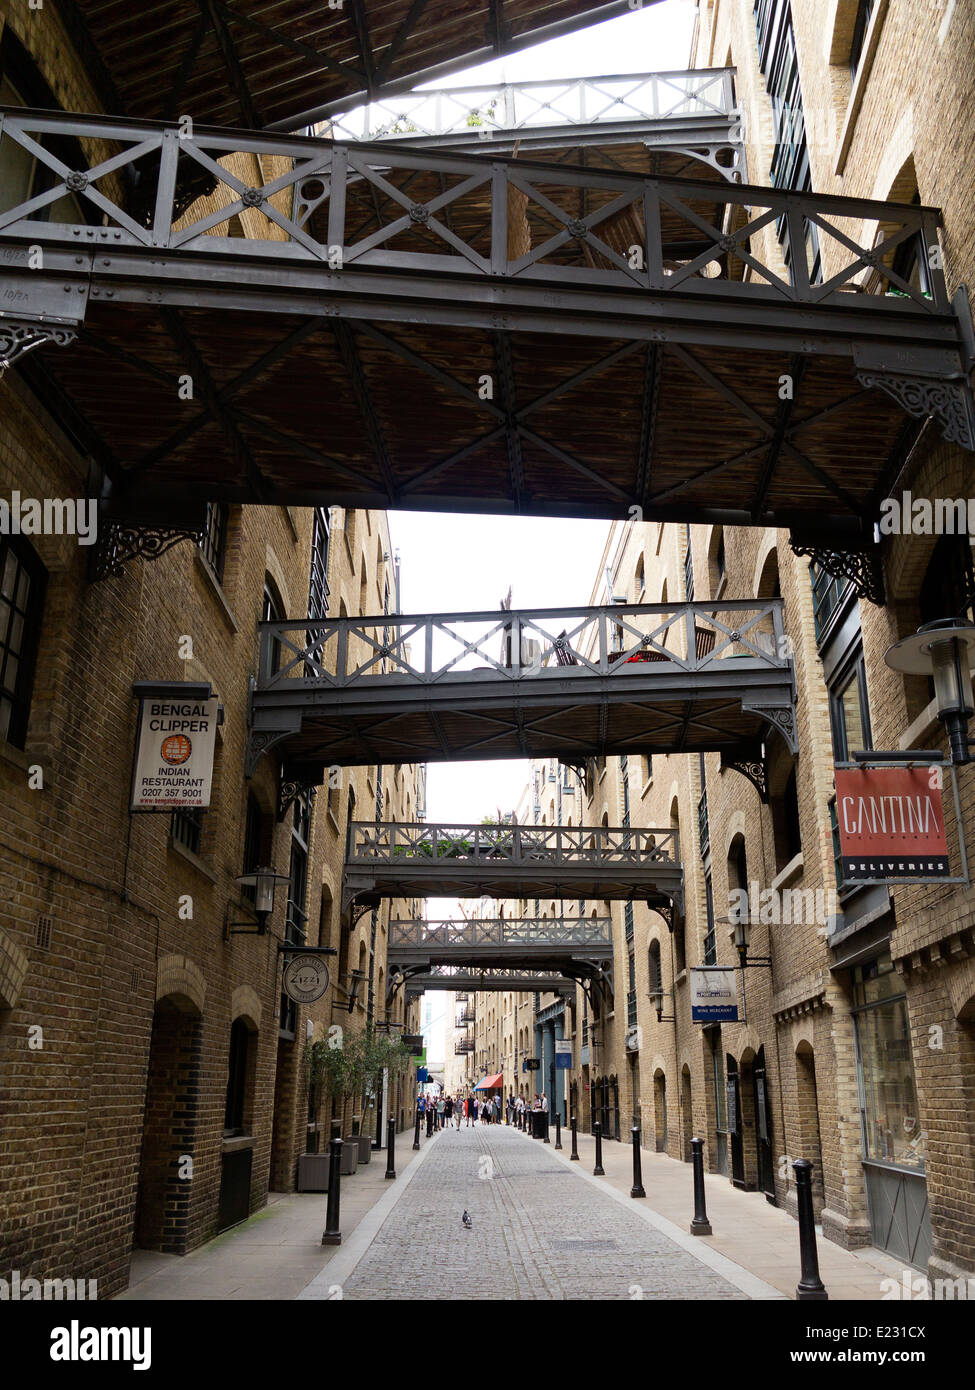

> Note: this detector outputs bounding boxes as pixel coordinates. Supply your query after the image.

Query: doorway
[134,997,203,1253]
[752,1045,776,1203]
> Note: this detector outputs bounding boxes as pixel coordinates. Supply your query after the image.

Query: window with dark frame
[262,581,282,679]
[198,502,228,583]
[0,536,46,749]
[170,806,203,856]
[703,874,717,966]
[849,0,875,76]
[281,791,311,1038]
[309,507,331,616]
[828,645,872,762]
[224,1018,250,1135]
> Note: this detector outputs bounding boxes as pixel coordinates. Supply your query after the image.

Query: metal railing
[326,69,740,142]
[390,917,614,949]
[0,108,952,316]
[348,821,678,869]
[257,598,792,691]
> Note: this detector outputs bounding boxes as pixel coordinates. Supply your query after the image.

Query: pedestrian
[444,1095,453,1126]
[437,1095,445,1130]
[467,1095,476,1127]
[455,1094,463,1130]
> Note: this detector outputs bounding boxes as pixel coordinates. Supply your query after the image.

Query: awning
[474,1074,503,1090]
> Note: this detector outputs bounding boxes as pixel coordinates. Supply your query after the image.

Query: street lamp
[226,866,290,936]
[884,619,975,764]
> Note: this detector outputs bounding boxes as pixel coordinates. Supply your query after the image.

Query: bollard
[322,1137,343,1246]
[794,1159,828,1300]
[543,1109,550,1144]
[689,1137,712,1235]
[555,1112,562,1151]
[630,1125,646,1199]
[385,1116,397,1180]
[570,1112,580,1161]
[593,1120,605,1176]
[413,1105,422,1151]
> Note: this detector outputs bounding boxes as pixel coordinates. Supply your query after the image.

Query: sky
[382,0,697,1068]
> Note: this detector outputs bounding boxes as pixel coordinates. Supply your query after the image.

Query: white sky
[388,0,696,1065]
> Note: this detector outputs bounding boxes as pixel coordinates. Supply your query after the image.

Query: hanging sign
[524,1057,540,1071]
[555,1039,572,1069]
[282,954,330,1004]
[131,690,220,811]
[690,966,739,1023]
[834,765,950,880]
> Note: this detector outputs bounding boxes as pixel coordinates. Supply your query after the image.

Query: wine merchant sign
[131,688,220,812]
[834,765,950,881]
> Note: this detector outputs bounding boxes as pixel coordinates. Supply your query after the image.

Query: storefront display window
[852,955,925,1171]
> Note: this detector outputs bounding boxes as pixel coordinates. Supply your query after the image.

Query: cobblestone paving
[341,1123,747,1300]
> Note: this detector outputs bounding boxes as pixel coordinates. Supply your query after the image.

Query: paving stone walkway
[337,1123,747,1300]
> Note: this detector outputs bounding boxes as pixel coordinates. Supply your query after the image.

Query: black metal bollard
[593,1120,605,1176]
[630,1125,646,1198]
[554,1112,562,1150]
[570,1112,580,1161]
[543,1109,550,1143]
[689,1137,712,1235]
[385,1116,397,1180]
[794,1159,828,1300]
[322,1137,343,1246]
[413,1105,422,1151]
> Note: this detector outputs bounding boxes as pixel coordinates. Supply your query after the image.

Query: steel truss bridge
[0,106,972,595]
[402,968,575,1000]
[249,597,795,796]
[343,820,681,923]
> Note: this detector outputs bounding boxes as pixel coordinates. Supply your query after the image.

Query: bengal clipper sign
[834,766,950,881]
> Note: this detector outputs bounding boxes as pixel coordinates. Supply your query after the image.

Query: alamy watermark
[0,492,97,545]
[728,882,838,926]
[0,1267,97,1299]
[878,490,975,536]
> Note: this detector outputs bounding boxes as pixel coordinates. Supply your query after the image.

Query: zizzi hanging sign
[131,693,220,812]
[834,766,950,881]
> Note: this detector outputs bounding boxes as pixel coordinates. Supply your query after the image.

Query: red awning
[474,1074,503,1090]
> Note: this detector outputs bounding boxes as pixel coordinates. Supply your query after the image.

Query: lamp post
[884,619,975,764]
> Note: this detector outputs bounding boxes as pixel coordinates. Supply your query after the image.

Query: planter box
[355,1133,372,1164]
[296,1152,331,1193]
[341,1138,360,1175]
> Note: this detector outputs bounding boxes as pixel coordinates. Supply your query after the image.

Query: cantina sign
[131,691,220,812]
[834,765,950,881]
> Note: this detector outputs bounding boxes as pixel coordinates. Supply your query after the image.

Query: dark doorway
[753,1045,776,1203]
[727,1055,745,1188]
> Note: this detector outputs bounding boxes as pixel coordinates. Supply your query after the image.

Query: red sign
[834,766,950,881]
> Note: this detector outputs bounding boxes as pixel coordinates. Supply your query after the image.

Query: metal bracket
[89,519,206,582]
[720,748,769,802]
[789,538,885,607]
[278,762,325,821]
[0,320,78,371]
[245,727,296,778]
[855,370,975,451]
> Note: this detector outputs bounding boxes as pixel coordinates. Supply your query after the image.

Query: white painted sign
[131,696,220,811]
[690,966,739,1023]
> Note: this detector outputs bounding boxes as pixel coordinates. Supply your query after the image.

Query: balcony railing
[257,598,793,691]
[350,822,677,870]
[391,917,614,950]
[327,69,740,143]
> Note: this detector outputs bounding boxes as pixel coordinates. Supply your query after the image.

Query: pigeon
[462,1210,472,1229]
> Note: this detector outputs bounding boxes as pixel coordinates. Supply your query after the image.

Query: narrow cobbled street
[306,1125,751,1301]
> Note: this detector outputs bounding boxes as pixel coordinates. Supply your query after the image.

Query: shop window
[852,955,925,1171]
[0,536,46,748]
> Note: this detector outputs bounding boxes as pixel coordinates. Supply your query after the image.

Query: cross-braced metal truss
[247,597,796,774]
[1,108,971,551]
[343,820,683,918]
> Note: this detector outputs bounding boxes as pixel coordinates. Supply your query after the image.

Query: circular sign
[283,954,330,1004]
[161,734,192,764]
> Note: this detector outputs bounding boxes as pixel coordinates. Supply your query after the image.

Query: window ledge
[0,739,37,775]
[771,853,804,891]
[640,778,654,799]
[326,809,341,835]
[283,507,301,543]
[221,1134,255,1154]
[168,835,218,882]
[674,967,687,987]
[897,697,941,751]
[194,550,238,634]
[834,0,890,177]
[713,572,728,601]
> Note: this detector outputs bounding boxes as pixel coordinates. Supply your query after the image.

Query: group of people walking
[416,1091,551,1129]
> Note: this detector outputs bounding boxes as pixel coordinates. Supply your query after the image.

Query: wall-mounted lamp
[225,866,290,937]
[884,619,975,764]
[647,988,675,1023]
[345,968,368,1014]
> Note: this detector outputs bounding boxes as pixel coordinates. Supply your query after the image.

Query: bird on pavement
[462,1210,472,1229]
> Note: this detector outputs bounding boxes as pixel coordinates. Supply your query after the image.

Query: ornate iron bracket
[789,539,885,607]
[855,370,975,451]
[244,727,296,778]
[277,762,324,821]
[654,901,680,933]
[89,520,206,582]
[720,748,769,802]
[0,321,77,371]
